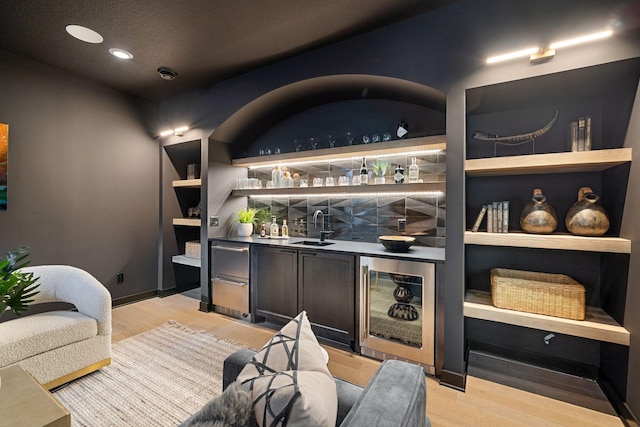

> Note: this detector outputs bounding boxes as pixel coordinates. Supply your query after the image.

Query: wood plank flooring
[112,294,623,427]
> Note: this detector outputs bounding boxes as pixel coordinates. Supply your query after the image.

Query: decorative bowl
[379,235,415,252]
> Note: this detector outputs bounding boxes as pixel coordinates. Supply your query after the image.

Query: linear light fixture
[247,149,443,170]
[486,29,613,65]
[159,126,189,137]
[249,191,444,199]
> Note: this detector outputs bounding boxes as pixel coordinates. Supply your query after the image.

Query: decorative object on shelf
[570,116,592,152]
[387,273,420,321]
[379,235,415,253]
[0,247,40,320]
[472,110,558,156]
[394,164,405,184]
[185,241,200,259]
[485,200,509,233]
[565,186,610,236]
[520,188,557,234]
[187,163,200,180]
[344,132,354,146]
[372,160,390,184]
[235,207,260,236]
[397,119,409,139]
[490,268,585,321]
[408,157,419,182]
[359,157,368,185]
[471,205,488,232]
[187,203,201,218]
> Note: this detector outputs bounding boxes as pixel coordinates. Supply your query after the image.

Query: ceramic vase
[237,222,254,237]
[565,187,610,236]
[520,188,558,234]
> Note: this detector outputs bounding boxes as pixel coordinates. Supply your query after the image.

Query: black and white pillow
[236,311,337,427]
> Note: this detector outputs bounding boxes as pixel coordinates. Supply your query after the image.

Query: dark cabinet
[298,250,355,347]
[251,245,356,348]
[251,246,298,322]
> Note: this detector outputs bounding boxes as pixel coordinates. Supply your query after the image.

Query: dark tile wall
[247,151,446,247]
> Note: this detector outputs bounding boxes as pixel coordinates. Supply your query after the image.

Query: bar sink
[293,240,334,246]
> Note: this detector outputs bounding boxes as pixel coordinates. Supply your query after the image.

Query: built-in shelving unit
[172,179,202,188]
[171,255,201,268]
[464,291,629,346]
[172,218,201,227]
[232,182,445,197]
[464,231,631,253]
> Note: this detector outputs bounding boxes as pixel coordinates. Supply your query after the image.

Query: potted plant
[372,160,390,184]
[235,207,260,236]
[1,247,39,320]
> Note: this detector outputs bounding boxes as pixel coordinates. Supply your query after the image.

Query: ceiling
[0,0,454,103]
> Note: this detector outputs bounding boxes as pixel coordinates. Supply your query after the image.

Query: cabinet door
[252,246,298,321]
[298,250,355,346]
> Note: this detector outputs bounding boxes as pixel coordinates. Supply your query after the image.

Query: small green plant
[236,207,260,225]
[0,247,40,319]
[372,160,390,177]
[255,208,272,225]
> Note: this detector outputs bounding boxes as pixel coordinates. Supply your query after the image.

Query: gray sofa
[223,349,430,427]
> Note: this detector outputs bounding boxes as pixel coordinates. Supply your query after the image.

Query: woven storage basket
[185,241,200,259]
[490,268,585,320]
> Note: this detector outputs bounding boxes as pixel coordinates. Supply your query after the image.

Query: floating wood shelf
[232,181,445,196]
[172,179,201,188]
[464,291,629,346]
[465,148,632,177]
[232,135,446,167]
[171,255,201,268]
[464,231,630,254]
[172,218,201,227]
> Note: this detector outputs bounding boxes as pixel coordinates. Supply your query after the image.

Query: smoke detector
[157,67,177,81]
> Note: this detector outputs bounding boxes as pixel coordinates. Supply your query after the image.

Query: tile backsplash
[247,151,446,247]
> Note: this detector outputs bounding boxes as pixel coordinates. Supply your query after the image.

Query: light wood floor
[112,294,623,427]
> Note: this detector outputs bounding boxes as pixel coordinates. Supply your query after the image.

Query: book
[492,201,499,233]
[502,201,509,233]
[577,117,586,151]
[471,205,487,232]
[585,116,592,151]
[570,121,578,152]
[496,201,503,233]
[487,204,493,233]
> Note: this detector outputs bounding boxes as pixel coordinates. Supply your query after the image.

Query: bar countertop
[210,235,445,263]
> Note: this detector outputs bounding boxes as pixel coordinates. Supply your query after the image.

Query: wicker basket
[490,268,585,320]
[185,241,200,259]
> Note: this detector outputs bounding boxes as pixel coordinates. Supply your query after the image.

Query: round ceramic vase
[565,187,610,236]
[520,188,558,234]
[237,222,254,236]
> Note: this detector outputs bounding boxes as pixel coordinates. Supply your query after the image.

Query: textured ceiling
[0,0,453,102]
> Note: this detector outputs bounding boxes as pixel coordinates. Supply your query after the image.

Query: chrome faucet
[313,210,331,242]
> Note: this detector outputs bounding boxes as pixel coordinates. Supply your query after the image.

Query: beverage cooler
[210,242,251,320]
[359,256,436,374]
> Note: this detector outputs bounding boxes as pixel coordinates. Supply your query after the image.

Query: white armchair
[0,265,112,389]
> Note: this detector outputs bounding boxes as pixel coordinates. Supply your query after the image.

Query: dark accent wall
[157,0,640,416]
[0,49,159,301]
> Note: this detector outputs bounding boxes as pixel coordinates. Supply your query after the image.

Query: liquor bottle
[397,119,409,139]
[270,216,279,237]
[360,157,368,185]
[281,220,289,238]
[260,221,266,238]
[394,164,404,184]
[408,157,419,183]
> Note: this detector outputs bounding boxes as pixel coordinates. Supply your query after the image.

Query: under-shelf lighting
[249,191,444,199]
[486,29,613,65]
[247,148,443,170]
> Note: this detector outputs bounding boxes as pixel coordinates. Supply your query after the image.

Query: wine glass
[294,139,302,152]
[345,132,354,145]
[362,135,370,144]
[328,134,336,148]
[372,134,380,143]
[383,132,391,142]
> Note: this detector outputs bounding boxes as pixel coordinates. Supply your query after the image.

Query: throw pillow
[236,311,337,427]
[179,382,258,427]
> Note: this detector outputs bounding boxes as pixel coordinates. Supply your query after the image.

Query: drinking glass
[313,177,323,187]
[383,132,391,141]
[362,135,370,144]
[325,177,334,186]
[372,134,381,143]
[338,176,349,186]
[345,132,354,145]
[309,137,318,150]
[294,139,302,152]
[299,178,308,188]
[328,134,336,148]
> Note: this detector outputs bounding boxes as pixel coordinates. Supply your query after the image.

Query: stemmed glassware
[328,134,336,148]
[345,132,354,145]
[309,137,318,150]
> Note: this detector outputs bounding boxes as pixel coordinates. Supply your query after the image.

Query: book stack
[570,116,592,152]
[471,201,509,233]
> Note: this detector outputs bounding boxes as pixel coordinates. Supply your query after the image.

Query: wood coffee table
[0,365,71,427]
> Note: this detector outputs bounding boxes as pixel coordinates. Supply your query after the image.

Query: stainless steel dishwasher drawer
[211,276,249,314]
[210,244,249,278]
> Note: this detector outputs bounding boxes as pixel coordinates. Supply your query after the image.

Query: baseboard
[112,291,157,307]
[439,369,466,391]
[467,349,616,416]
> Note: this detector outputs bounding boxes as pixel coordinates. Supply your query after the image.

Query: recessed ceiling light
[65,25,104,44]
[109,48,133,60]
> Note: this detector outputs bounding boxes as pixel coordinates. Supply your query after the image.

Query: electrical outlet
[210,216,219,227]
[117,273,124,283]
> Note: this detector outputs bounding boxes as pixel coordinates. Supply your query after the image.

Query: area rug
[53,321,246,427]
